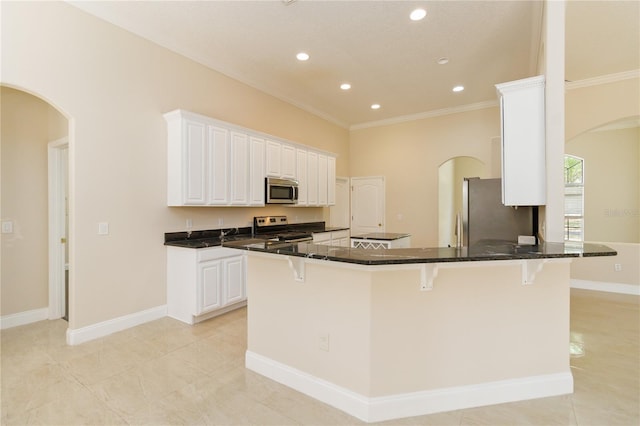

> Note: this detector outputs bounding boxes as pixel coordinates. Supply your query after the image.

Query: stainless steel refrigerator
[462,178,536,246]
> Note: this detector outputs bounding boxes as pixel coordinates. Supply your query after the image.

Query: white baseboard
[0,308,49,330]
[571,279,640,296]
[245,351,574,423]
[66,305,167,345]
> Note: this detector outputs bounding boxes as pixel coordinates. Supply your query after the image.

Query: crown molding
[349,100,499,131]
[565,69,640,90]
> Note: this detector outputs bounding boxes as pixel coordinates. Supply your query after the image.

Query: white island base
[244,252,573,423]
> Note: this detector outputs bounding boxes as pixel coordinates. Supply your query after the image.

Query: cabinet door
[265,140,281,177]
[307,151,318,205]
[318,154,328,206]
[327,156,336,205]
[249,136,266,205]
[223,256,245,306]
[496,76,546,206]
[208,125,230,205]
[281,144,297,179]
[198,260,222,314]
[296,148,308,205]
[183,119,207,205]
[230,132,249,205]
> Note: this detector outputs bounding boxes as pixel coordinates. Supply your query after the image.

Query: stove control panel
[254,215,289,228]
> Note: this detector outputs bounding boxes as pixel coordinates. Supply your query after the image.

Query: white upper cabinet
[327,155,336,206]
[307,151,319,206]
[165,110,335,207]
[318,154,328,205]
[495,75,546,206]
[281,144,297,179]
[266,139,296,180]
[265,140,281,177]
[208,125,230,205]
[229,131,249,205]
[166,116,207,205]
[249,136,266,206]
[296,148,308,205]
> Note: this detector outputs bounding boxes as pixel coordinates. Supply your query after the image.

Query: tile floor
[1,289,638,425]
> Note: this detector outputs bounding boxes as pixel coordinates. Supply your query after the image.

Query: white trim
[1,308,49,330]
[245,351,574,423]
[571,279,640,296]
[66,305,167,345]
[565,69,640,90]
[349,100,498,131]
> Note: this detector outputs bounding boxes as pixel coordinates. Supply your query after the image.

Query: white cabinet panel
[307,151,318,206]
[249,136,266,205]
[327,156,336,206]
[281,144,297,179]
[296,148,308,205]
[208,125,230,205]
[223,256,245,305]
[230,132,249,205]
[496,75,546,206]
[318,154,328,205]
[266,140,281,177]
[199,261,222,313]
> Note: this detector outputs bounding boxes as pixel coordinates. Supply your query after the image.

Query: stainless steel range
[253,216,314,243]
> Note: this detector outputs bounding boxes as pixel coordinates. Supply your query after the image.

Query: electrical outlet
[186,218,192,229]
[614,263,623,272]
[218,218,224,226]
[98,222,109,235]
[1,221,13,234]
[319,333,330,352]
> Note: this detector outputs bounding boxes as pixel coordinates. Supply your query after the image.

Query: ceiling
[69,1,639,129]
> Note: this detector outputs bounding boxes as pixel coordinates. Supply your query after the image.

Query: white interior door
[350,176,385,236]
[48,138,68,320]
[329,176,350,228]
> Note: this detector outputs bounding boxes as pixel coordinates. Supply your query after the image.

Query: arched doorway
[0,86,70,328]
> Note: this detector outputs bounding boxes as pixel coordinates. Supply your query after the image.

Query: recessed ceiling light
[296,52,309,61]
[437,57,449,65]
[452,85,465,92]
[340,83,351,90]
[410,8,427,21]
[371,104,381,110]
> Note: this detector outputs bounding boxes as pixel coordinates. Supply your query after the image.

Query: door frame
[48,137,68,320]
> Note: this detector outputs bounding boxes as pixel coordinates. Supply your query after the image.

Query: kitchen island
[223,240,615,422]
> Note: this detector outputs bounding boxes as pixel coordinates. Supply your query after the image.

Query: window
[564,155,584,241]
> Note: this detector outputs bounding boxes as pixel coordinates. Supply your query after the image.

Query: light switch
[1,221,13,234]
[98,222,109,235]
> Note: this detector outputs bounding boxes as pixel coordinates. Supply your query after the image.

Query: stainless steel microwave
[265,177,298,204]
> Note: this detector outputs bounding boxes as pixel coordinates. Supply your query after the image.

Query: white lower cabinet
[313,229,350,247]
[168,246,246,324]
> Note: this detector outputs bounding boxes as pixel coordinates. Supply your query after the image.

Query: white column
[543,0,566,242]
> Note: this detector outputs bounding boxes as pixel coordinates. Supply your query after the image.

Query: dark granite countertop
[164,222,349,249]
[221,240,617,265]
[351,232,410,241]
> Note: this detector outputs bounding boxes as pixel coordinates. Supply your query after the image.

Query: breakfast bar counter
[223,240,615,422]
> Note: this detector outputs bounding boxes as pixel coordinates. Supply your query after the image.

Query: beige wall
[350,107,500,247]
[0,87,67,316]
[565,75,640,289]
[566,127,639,244]
[1,1,349,328]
